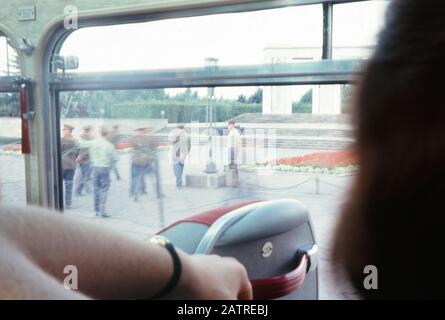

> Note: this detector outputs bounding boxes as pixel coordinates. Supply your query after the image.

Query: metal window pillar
[204,57,218,174]
[322,2,333,60]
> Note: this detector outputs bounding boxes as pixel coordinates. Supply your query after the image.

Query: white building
[263,46,374,115]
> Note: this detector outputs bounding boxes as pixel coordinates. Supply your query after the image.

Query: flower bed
[257,150,359,175]
[0,145,22,156]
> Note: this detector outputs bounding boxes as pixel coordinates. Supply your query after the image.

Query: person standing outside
[75,125,94,196]
[168,123,191,188]
[61,124,79,209]
[89,127,117,218]
[130,128,156,199]
[227,120,242,170]
[106,125,121,181]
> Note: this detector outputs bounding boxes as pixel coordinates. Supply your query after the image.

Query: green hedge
[292,102,312,114]
[103,101,262,123]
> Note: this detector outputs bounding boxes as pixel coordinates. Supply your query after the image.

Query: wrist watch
[148,235,182,299]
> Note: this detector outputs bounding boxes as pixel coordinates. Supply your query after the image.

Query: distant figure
[61,124,79,209]
[227,120,241,170]
[168,123,191,188]
[75,125,94,196]
[130,128,156,200]
[89,127,117,218]
[106,125,121,181]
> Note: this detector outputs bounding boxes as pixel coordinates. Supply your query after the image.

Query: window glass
[0,36,20,76]
[60,5,323,72]
[0,91,26,206]
[59,85,357,298]
[333,0,390,59]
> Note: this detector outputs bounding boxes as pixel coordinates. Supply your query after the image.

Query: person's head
[100,127,108,138]
[82,125,92,135]
[112,125,119,132]
[227,120,236,130]
[177,123,185,130]
[332,0,445,299]
[62,124,74,136]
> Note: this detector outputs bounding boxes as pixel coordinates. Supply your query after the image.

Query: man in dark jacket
[61,124,79,209]
[129,128,156,199]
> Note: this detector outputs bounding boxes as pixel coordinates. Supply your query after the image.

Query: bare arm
[0,204,252,300]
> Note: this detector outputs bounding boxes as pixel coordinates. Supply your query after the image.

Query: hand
[168,252,253,300]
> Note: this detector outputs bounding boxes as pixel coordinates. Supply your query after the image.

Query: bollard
[224,165,239,187]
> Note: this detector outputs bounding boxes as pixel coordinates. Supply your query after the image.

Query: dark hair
[228,120,236,125]
[100,127,108,137]
[332,0,445,299]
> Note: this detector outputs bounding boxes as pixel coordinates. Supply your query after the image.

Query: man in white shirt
[75,125,94,196]
[227,120,241,170]
[88,127,117,218]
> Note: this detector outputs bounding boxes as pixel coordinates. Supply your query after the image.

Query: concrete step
[156,127,352,137]
[152,134,352,151]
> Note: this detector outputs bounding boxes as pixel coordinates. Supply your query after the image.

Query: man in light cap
[227,120,241,171]
[168,123,191,188]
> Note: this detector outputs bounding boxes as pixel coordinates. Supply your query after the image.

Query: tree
[292,89,313,113]
[0,92,19,117]
[247,88,263,104]
[140,89,167,100]
[176,88,200,101]
[237,94,247,103]
[299,89,312,105]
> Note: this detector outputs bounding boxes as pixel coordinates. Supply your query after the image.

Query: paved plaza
[0,148,358,300]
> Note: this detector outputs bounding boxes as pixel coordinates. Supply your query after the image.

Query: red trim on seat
[251,255,308,300]
[157,199,263,234]
[19,84,31,154]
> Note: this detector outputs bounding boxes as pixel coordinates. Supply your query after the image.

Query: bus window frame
[41,0,371,210]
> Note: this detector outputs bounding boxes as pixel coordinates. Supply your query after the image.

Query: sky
[1,1,389,99]
[0,37,19,76]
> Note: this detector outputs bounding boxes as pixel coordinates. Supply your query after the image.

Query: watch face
[150,235,168,246]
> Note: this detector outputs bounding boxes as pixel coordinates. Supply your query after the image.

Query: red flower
[115,142,132,150]
[271,150,358,169]
[1,145,22,152]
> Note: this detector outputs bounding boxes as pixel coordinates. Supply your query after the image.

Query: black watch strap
[149,236,182,299]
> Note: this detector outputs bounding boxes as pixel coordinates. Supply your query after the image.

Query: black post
[322,3,333,60]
